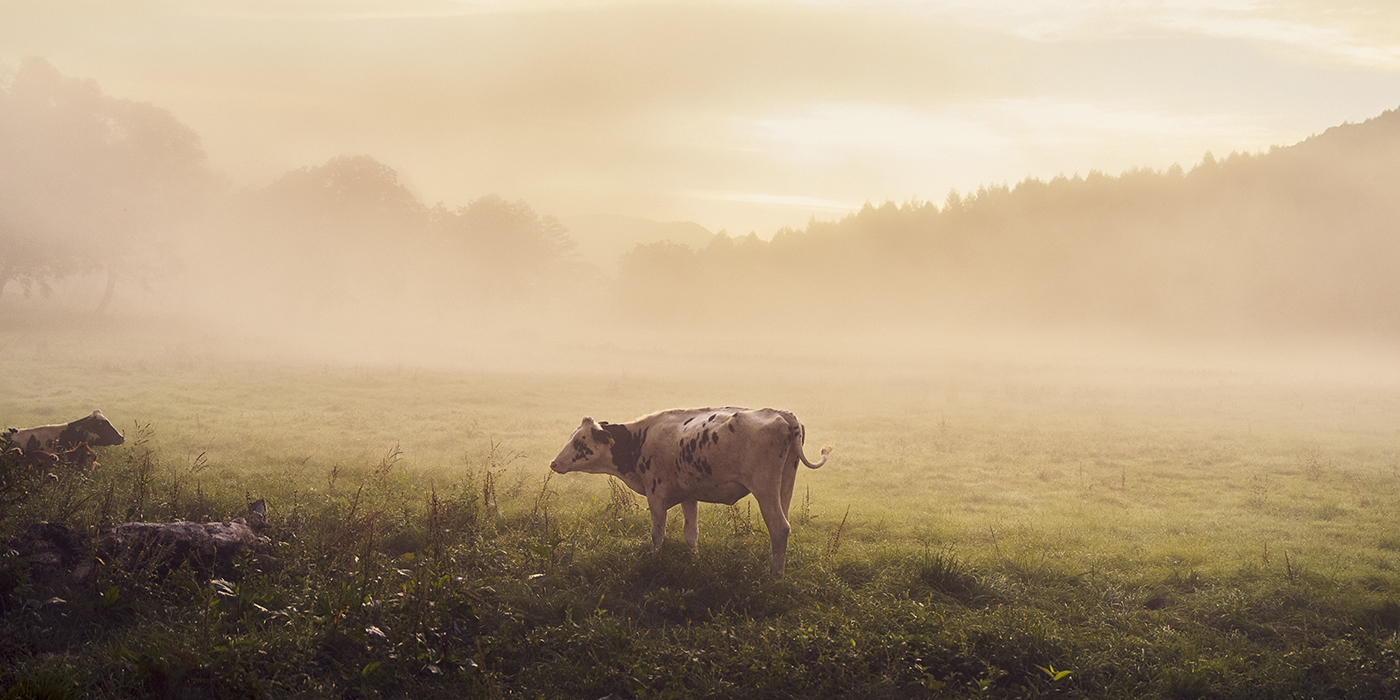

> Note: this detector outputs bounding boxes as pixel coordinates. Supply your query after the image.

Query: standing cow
[6,410,125,452]
[550,407,830,578]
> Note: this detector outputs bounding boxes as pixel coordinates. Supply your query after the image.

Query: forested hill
[618,108,1400,339]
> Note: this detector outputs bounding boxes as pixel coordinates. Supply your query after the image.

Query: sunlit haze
[9,5,1400,694]
[5,0,1399,236]
[3,0,1400,382]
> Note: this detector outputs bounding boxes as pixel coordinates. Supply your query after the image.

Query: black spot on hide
[605,423,646,474]
[678,429,717,477]
[727,423,735,432]
[570,437,594,463]
[58,426,87,448]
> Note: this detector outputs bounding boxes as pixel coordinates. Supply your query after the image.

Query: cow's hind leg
[779,455,799,518]
[754,494,792,578]
[682,500,699,553]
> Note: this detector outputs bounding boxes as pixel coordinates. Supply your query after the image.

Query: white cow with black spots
[550,407,830,578]
[6,410,124,452]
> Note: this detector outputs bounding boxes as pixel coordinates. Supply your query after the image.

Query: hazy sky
[4,0,1399,236]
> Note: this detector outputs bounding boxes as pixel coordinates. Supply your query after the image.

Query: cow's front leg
[681,500,699,553]
[649,504,668,552]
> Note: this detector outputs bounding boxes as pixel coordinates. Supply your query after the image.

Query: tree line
[0,59,592,334]
[5,57,1400,342]
[615,111,1400,339]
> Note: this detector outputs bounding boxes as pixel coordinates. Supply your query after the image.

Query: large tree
[0,58,210,310]
[231,154,431,319]
[433,194,582,303]
[220,156,593,328]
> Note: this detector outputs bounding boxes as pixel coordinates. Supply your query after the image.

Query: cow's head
[60,410,124,448]
[550,417,616,474]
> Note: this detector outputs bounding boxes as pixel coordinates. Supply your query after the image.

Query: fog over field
[9,7,1400,695]
[4,1,1400,379]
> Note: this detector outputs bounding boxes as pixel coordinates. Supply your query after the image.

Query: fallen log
[6,500,274,588]
[100,499,271,575]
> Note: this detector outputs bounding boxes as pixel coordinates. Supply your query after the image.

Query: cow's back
[10,424,66,452]
[633,407,797,506]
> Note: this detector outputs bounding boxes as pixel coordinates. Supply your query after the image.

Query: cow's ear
[591,428,615,445]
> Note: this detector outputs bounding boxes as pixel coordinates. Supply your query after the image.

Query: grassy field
[3,322,1400,698]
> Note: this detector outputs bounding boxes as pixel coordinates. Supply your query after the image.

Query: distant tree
[226,159,594,325]
[235,155,430,317]
[433,194,581,302]
[0,211,64,302]
[253,154,426,233]
[0,58,211,311]
[615,240,700,322]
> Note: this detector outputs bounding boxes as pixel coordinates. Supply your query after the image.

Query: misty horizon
[4,59,1400,348]
[6,2,1400,237]
[9,7,1400,694]
[5,0,1400,380]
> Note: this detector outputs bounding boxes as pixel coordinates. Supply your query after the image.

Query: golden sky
[4,0,1399,236]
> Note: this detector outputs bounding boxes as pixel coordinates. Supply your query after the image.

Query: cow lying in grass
[3,443,99,474]
[5,411,119,473]
[6,410,124,452]
[551,407,830,578]
[59,442,99,470]
[6,446,58,471]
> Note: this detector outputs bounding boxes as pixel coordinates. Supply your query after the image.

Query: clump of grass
[606,477,638,518]
[912,547,994,605]
[530,470,554,525]
[1316,502,1347,521]
[482,468,498,515]
[724,501,755,536]
[0,434,43,516]
[119,421,159,522]
[824,505,851,559]
[372,443,403,488]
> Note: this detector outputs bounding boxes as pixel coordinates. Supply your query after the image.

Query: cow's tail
[798,444,832,469]
[783,413,830,468]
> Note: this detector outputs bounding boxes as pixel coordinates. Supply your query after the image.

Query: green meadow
[4,325,1400,698]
